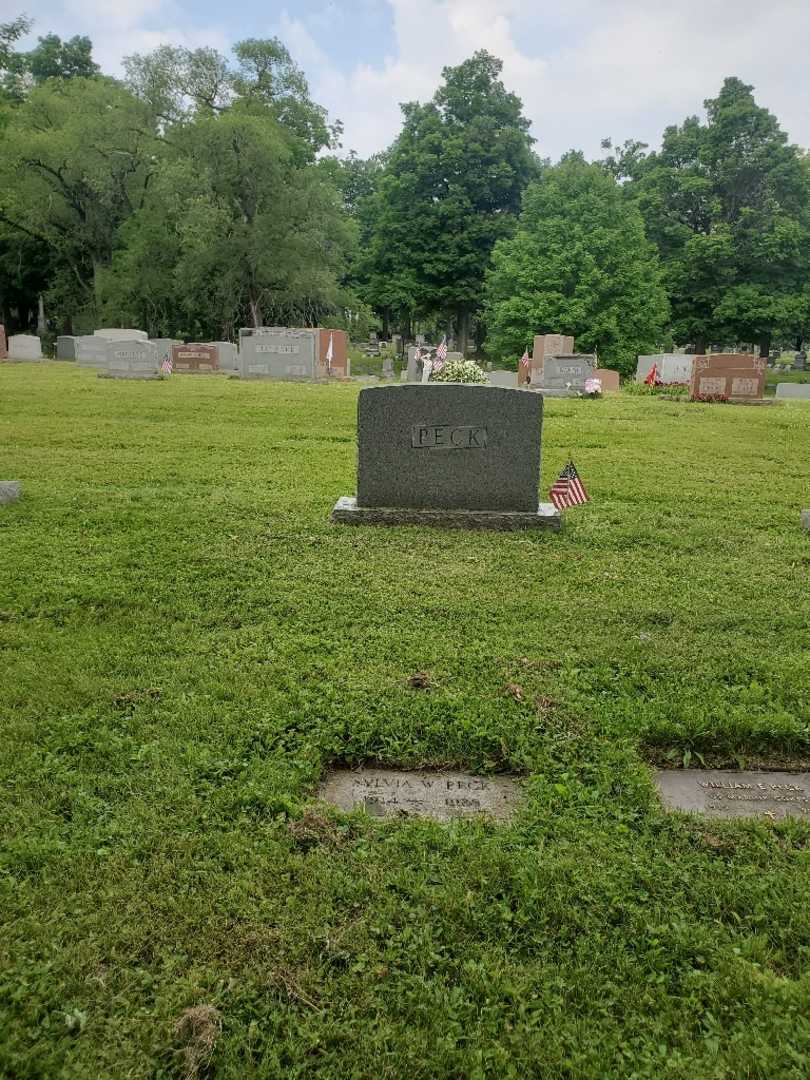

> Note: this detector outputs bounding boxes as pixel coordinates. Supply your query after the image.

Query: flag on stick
[644,362,658,386]
[435,335,448,362]
[326,332,334,373]
[549,460,589,510]
[161,357,173,374]
[519,349,530,376]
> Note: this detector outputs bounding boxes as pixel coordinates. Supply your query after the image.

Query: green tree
[484,153,669,375]
[621,77,810,354]
[359,50,538,348]
[99,105,353,336]
[0,76,157,328]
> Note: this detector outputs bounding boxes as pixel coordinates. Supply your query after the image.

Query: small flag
[549,460,589,511]
[519,349,530,371]
[644,363,658,386]
[326,332,334,373]
[161,357,173,374]
[435,335,448,362]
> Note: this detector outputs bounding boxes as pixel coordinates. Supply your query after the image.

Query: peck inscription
[318,768,521,822]
[411,424,488,449]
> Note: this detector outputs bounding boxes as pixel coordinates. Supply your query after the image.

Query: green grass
[1,364,810,1079]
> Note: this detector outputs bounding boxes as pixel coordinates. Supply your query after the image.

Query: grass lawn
[2,364,810,1079]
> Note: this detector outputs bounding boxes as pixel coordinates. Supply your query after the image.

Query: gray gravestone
[794,352,806,370]
[0,481,21,505]
[533,354,595,393]
[382,356,394,378]
[94,328,147,341]
[332,384,560,530]
[636,354,694,383]
[775,383,810,399]
[8,335,43,361]
[405,346,421,382]
[239,328,317,380]
[56,336,76,361]
[149,338,182,365]
[488,370,517,388]
[102,340,160,379]
[215,342,238,371]
[656,769,810,821]
[75,336,110,368]
[318,768,521,822]
[801,510,810,530]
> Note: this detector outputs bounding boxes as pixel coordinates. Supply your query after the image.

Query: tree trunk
[693,337,706,356]
[457,307,471,354]
[249,293,262,328]
[382,308,390,338]
[759,334,770,358]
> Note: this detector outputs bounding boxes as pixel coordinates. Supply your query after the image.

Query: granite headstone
[102,340,160,379]
[8,335,43,361]
[533,354,596,394]
[171,343,219,373]
[75,335,110,368]
[239,328,318,380]
[56,335,76,361]
[332,383,561,530]
[94,328,148,342]
[775,383,810,399]
[689,354,766,401]
[657,769,810,821]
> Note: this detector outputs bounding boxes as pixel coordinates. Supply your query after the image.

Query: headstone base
[528,387,577,398]
[331,496,561,531]
[0,481,22,505]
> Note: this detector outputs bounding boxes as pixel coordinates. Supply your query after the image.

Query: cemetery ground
[2,365,810,1080]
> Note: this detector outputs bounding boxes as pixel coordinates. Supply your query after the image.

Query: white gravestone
[8,335,43,361]
[94,328,148,342]
[102,340,161,380]
[75,336,111,368]
[636,354,694,384]
[239,329,317,380]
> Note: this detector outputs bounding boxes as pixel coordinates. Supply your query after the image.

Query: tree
[0,77,157,328]
[99,105,353,336]
[484,153,669,375]
[124,39,336,161]
[2,30,99,101]
[621,78,810,354]
[358,51,538,349]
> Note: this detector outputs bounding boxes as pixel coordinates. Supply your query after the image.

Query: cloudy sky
[7,0,810,160]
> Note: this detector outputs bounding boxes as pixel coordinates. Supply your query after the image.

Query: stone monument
[531,354,596,396]
[528,333,575,385]
[239,328,318,380]
[689,354,766,401]
[636,354,694,384]
[94,328,148,342]
[332,384,561,530]
[75,336,110,368]
[56,336,76,361]
[101,340,161,380]
[171,343,219,373]
[215,342,238,371]
[8,335,43,361]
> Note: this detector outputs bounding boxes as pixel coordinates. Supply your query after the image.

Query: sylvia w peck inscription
[318,768,521,822]
[656,769,810,820]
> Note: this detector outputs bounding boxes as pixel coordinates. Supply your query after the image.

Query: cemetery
[2,18,810,1079]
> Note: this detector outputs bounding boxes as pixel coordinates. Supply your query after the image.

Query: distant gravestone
[690,354,766,401]
[635,354,694,383]
[8,335,43,361]
[405,346,421,382]
[319,767,522,822]
[802,510,810,531]
[533,354,596,395]
[171,343,219,373]
[239,328,317,380]
[75,336,110,368]
[794,351,806,370]
[656,769,810,821]
[775,383,810,399]
[94,328,147,342]
[488,370,517,388]
[529,333,575,385]
[149,339,182,365]
[0,324,7,360]
[415,333,426,345]
[0,481,21,505]
[215,341,238,371]
[382,355,394,378]
[332,384,561,530]
[56,336,76,361]
[102,340,160,380]
[592,368,620,392]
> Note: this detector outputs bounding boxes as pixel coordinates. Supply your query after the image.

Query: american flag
[161,357,173,374]
[519,349,530,372]
[549,460,589,510]
[435,336,448,362]
[644,362,658,386]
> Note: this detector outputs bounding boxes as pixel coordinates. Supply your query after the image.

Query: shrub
[431,359,488,385]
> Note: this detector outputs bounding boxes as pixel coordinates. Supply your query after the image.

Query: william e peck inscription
[656,769,810,821]
[318,768,522,822]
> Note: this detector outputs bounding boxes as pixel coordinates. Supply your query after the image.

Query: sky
[6,0,810,161]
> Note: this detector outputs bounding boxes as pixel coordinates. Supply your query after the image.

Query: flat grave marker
[318,767,521,822]
[775,383,810,400]
[656,769,810,821]
[0,481,21,505]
